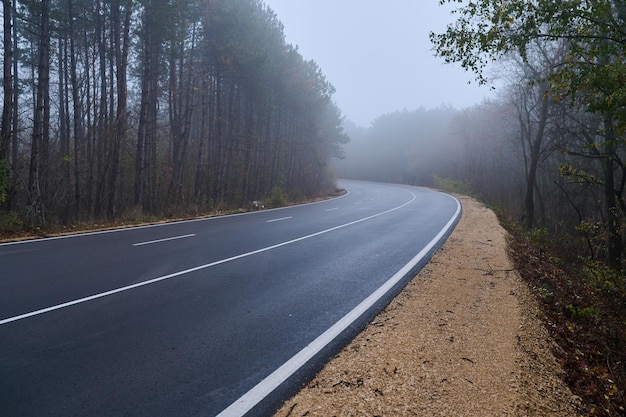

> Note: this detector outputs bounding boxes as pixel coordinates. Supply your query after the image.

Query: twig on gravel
[284,403,298,417]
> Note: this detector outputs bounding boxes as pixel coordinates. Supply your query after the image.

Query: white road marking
[325,208,339,212]
[266,217,293,223]
[132,234,195,247]
[0,190,350,247]
[215,194,461,417]
[0,191,414,326]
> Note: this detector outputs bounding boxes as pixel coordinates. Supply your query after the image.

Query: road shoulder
[274,195,580,416]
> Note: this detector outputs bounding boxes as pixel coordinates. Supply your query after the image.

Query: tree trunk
[1,0,13,161]
[68,0,84,218]
[193,78,209,203]
[94,0,109,219]
[523,87,550,229]
[83,25,94,217]
[602,113,623,268]
[168,23,197,207]
[6,0,18,211]
[28,0,51,225]
[10,0,17,171]
[107,0,131,219]
[58,37,71,223]
[135,0,162,212]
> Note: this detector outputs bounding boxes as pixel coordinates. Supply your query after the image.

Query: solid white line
[266,217,293,223]
[215,194,461,417]
[0,190,351,247]
[0,191,415,326]
[132,234,195,247]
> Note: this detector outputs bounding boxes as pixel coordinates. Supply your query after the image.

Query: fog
[263,0,494,127]
[335,108,459,185]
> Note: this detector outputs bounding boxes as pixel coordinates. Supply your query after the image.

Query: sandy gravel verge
[274,195,581,416]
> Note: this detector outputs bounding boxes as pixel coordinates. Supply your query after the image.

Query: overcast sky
[263,0,494,127]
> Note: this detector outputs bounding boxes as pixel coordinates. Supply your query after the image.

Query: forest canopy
[0,0,348,228]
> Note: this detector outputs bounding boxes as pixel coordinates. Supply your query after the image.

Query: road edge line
[216,193,462,417]
[0,189,350,246]
[0,189,412,326]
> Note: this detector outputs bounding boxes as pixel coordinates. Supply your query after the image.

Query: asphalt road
[0,180,460,417]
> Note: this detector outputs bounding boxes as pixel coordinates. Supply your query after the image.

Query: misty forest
[0,0,347,227]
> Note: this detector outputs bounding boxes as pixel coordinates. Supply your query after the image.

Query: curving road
[0,180,460,417]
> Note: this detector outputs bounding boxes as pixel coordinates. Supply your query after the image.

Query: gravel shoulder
[274,195,581,416]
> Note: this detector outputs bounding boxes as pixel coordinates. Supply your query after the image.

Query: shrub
[270,186,287,207]
[431,174,475,196]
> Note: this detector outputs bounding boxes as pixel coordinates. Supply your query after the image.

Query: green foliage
[565,304,601,321]
[431,174,475,196]
[559,164,603,185]
[575,220,602,257]
[24,203,46,228]
[431,0,626,129]
[533,284,554,300]
[581,257,626,298]
[269,186,287,207]
[0,210,22,233]
[528,227,549,245]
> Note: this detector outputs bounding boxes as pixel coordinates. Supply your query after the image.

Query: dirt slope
[274,195,581,416]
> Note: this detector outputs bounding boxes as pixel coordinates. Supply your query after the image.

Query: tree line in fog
[339,0,626,270]
[0,0,348,227]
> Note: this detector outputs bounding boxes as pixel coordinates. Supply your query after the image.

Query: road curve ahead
[0,180,460,417]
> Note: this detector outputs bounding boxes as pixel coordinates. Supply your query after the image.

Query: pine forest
[0,0,348,227]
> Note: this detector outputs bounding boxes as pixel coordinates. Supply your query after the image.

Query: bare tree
[27,0,51,224]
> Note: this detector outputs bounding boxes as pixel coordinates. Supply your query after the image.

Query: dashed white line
[132,234,196,247]
[325,208,339,212]
[0,193,416,327]
[0,189,350,247]
[266,217,293,223]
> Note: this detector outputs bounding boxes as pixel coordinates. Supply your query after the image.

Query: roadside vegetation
[506,220,625,417]
[336,1,626,415]
[0,185,346,243]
